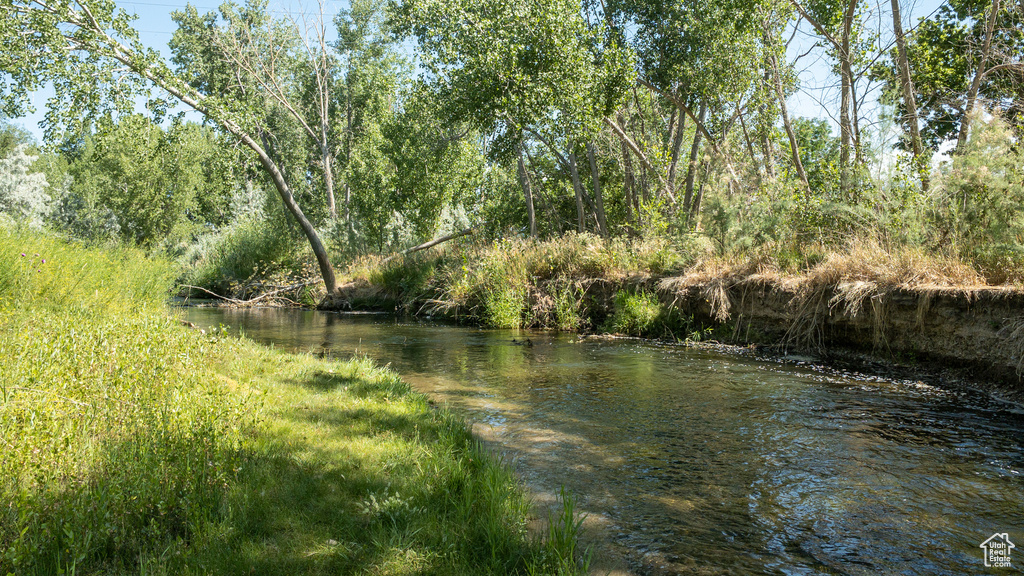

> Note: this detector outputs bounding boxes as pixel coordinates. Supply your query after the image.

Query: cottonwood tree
[1,0,341,294]
[394,0,634,237]
[874,0,1023,152]
[60,115,236,246]
[788,0,873,195]
[606,0,770,220]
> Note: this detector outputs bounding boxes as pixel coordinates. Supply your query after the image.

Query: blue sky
[14,0,946,144]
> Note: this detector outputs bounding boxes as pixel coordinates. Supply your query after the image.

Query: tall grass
[178,217,312,297]
[0,225,251,574]
[1,225,589,575]
[351,233,701,329]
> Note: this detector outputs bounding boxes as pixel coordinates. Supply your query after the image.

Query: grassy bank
[327,233,1005,341]
[0,226,586,575]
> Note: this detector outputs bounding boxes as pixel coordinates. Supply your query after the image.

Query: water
[184,307,1024,575]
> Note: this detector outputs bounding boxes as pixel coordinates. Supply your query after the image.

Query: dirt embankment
[663,278,1024,393]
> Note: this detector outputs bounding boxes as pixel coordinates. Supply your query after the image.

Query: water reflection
[184,307,1024,575]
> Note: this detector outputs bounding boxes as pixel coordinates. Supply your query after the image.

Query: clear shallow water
[184,307,1024,575]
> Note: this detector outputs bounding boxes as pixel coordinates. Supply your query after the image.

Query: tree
[0,145,49,226]
[873,0,1023,151]
[889,0,926,188]
[335,0,409,239]
[0,118,35,158]
[789,0,868,194]
[61,115,236,246]
[394,0,633,235]
[608,0,767,211]
[2,0,341,294]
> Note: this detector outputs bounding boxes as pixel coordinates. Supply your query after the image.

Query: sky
[13,0,947,144]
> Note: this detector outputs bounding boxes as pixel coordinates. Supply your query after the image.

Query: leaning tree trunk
[517,147,537,237]
[891,0,928,190]
[257,133,338,294]
[957,0,1001,153]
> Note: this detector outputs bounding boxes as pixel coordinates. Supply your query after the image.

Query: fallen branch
[382,226,478,264]
[181,280,319,306]
[181,284,244,304]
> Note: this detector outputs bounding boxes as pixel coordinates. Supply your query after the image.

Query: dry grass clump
[801,238,987,291]
[658,255,781,322]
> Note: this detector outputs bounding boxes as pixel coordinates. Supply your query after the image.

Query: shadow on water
[185,307,1024,576]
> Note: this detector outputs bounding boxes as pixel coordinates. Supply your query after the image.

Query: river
[184,306,1024,575]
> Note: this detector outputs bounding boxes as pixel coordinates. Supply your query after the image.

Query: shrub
[179,217,306,295]
[606,289,661,335]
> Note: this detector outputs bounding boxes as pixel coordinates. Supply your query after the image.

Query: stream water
[183,307,1024,575]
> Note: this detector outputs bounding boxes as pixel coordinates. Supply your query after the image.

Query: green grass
[0,226,588,575]
[606,289,662,336]
[343,233,699,330]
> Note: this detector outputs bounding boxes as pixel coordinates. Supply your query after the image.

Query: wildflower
[40,259,45,264]
[20,253,25,257]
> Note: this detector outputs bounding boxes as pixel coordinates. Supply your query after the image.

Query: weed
[606,289,659,335]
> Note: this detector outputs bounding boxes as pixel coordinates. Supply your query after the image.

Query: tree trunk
[639,80,744,194]
[839,0,856,196]
[586,141,608,237]
[852,75,863,165]
[618,112,638,229]
[770,54,810,189]
[683,104,707,218]
[258,134,339,294]
[691,162,708,224]
[761,65,777,178]
[666,109,687,196]
[891,0,928,189]
[602,116,672,200]
[517,147,537,237]
[957,0,1001,153]
[568,151,587,233]
[738,110,761,188]
[321,138,337,219]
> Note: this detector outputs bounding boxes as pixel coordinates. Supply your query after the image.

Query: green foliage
[930,114,1024,280]
[0,226,588,575]
[179,216,306,295]
[606,288,661,335]
[872,0,1024,149]
[395,0,634,152]
[553,282,584,331]
[0,118,34,158]
[0,227,250,574]
[59,115,236,247]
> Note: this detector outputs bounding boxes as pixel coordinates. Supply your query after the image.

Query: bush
[179,217,307,295]
[930,113,1024,281]
[606,289,661,335]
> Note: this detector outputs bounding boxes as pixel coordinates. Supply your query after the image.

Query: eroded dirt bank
[664,279,1024,398]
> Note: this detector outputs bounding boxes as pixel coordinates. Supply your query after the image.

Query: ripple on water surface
[185,307,1024,575]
